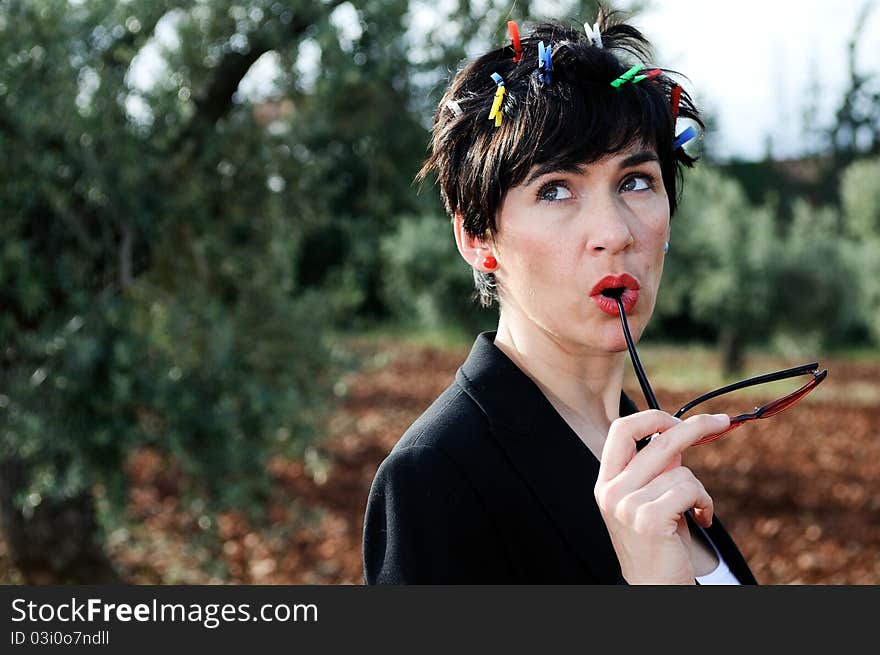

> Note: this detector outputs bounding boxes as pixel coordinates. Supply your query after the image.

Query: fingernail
[713,413,729,420]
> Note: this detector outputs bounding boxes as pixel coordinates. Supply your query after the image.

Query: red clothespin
[508,21,523,62]
[633,68,662,84]
[671,85,682,120]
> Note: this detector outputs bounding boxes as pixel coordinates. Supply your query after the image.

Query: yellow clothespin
[488,72,506,127]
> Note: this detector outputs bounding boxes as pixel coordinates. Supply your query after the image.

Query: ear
[452,212,495,272]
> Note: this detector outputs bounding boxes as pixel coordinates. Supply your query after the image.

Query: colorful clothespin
[632,68,662,84]
[508,21,523,62]
[445,100,463,117]
[670,85,682,120]
[538,41,553,84]
[584,21,603,48]
[673,125,697,150]
[610,63,643,88]
[488,72,506,127]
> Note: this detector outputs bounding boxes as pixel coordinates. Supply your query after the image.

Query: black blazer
[363,331,757,584]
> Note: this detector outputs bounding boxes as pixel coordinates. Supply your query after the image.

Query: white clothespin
[584,21,603,48]
[445,100,463,117]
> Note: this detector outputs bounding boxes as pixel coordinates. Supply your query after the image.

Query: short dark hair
[417,7,704,307]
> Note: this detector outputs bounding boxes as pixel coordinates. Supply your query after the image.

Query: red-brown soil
[2,340,878,584]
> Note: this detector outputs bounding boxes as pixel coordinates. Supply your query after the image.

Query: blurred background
[1,0,878,585]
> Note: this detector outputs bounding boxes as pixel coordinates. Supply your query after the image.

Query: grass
[332,321,880,406]
[819,344,880,360]
[624,342,880,406]
[622,343,819,408]
[622,342,810,391]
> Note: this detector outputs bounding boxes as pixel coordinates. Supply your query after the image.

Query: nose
[585,196,635,254]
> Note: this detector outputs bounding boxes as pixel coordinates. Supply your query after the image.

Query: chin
[605,336,631,354]
[573,325,632,354]
[601,313,647,353]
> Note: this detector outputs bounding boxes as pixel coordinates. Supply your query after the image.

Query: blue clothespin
[673,125,697,150]
[538,41,553,84]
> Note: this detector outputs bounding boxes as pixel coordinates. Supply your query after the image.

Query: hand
[594,410,730,585]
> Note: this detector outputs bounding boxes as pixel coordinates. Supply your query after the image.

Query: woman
[362,10,757,585]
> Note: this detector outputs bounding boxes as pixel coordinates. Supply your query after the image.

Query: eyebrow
[524,163,584,187]
[619,150,660,168]
[524,150,660,187]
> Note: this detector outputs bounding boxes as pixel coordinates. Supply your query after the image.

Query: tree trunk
[0,457,121,584]
[719,326,746,377]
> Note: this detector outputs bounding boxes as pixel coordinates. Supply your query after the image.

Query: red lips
[589,273,641,316]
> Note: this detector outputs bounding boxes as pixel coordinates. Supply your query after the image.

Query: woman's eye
[620,174,654,193]
[537,183,573,202]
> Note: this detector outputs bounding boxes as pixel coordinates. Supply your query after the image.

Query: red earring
[482,255,497,270]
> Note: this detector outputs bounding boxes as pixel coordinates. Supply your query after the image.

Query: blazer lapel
[456,332,635,584]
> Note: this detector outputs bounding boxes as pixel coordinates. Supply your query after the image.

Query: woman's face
[492,142,670,354]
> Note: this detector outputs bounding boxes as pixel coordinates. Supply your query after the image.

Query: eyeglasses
[610,295,828,450]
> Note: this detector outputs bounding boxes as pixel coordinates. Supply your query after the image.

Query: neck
[493,311,627,453]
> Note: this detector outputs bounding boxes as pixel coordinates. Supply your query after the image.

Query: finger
[615,413,729,491]
[640,480,714,533]
[633,465,700,504]
[691,504,713,528]
[597,410,681,483]
[613,466,699,523]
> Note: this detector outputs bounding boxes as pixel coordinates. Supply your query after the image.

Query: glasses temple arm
[615,296,660,410]
[673,362,819,418]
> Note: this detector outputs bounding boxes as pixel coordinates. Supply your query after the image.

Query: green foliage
[768,201,860,347]
[841,157,880,240]
[379,215,496,334]
[0,0,347,523]
[841,157,880,343]
[655,166,862,352]
[2,284,332,509]
[654,166,763,333]
[852,239,880,345]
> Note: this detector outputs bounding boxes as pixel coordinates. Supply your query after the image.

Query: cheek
[643,201,670,246]
[639,208,670,285]
[496,221,560,271]
[646,201,670,237]
[495,228,579,308]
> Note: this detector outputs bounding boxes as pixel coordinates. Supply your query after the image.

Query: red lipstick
[589,273,640,315]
